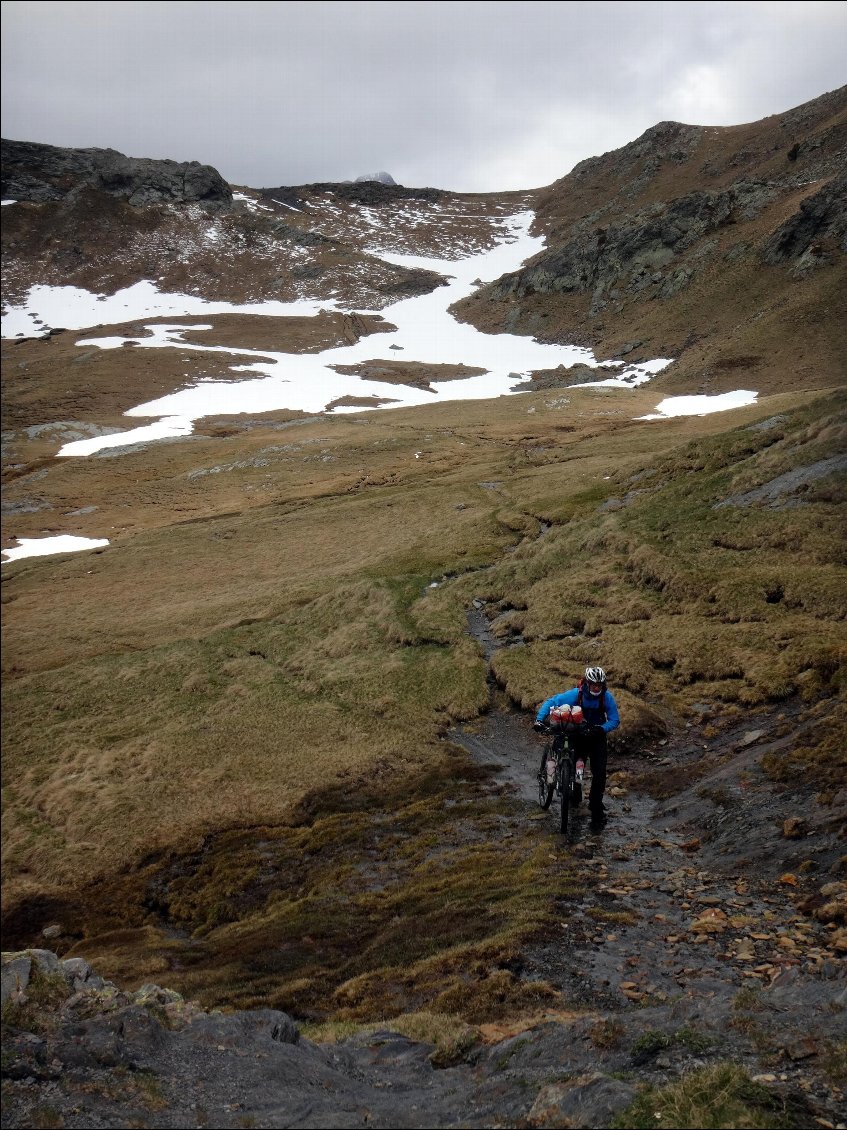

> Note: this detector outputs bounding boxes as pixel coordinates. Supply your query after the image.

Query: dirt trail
[450,607,846,1120]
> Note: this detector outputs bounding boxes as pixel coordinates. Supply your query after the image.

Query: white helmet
[584,666,606,685]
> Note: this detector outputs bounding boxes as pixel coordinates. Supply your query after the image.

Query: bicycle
[536,715,586,834]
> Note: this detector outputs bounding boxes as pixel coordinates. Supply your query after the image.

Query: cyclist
[534,666,620,822]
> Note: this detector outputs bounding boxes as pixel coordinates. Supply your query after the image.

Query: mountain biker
[534,666,620,822]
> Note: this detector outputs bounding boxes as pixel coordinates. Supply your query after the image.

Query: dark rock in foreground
[3,947,844,1129]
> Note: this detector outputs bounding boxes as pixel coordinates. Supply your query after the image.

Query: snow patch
[638,391,759,419]
[2,535,110,563]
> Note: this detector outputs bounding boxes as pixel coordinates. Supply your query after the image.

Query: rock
[738,729,765,747]
[527,1072,638,1127]
[782,817,807,839]
[1,955,33,1005]
[41,924,63,940]
[0,138,232,210]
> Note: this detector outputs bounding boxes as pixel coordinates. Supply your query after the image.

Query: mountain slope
[455,85,847,395]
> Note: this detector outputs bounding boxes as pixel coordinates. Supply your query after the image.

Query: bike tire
[538,743,556,809]
[538,771,554,810]
[560,759,572,834]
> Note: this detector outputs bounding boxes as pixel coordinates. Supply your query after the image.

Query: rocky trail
[454,702,845,1019]
[448,601,847,1123]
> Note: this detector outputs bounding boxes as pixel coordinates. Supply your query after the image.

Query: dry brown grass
[2,377,844,1019]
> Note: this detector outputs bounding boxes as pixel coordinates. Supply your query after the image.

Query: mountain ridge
[453,84,847,395]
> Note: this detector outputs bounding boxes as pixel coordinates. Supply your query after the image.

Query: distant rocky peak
[355,171,397,185]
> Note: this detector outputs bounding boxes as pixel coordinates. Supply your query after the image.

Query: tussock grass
[761,698,847,797]
[35,781,570,1025]
[458,393,846,742]
[2,385,844,1015]
[302,1010,481,1065]
[611,1062,810,1129]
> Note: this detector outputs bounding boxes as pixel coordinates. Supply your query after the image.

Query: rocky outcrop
[763,166,847,267]
[489,181,780,315]
[565,120,706,202]
[3,945,843,1128]
[0,139,232,209]
[260,181,445,207]
[452,85,847,348]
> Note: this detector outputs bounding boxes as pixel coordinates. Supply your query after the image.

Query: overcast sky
[2,1,845,192]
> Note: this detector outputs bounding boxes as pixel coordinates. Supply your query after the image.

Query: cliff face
[453,86,847,394]
[0,139,233,209]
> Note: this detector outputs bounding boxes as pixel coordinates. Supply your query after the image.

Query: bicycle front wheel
[538,770,554,810]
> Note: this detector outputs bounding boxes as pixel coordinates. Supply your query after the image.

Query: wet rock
[527,1072,638,1127]
[714,456,847,510]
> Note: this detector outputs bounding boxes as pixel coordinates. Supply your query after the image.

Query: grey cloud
[2,1,845,191]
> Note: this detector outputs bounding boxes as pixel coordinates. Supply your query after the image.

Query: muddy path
[450,603,846,1118]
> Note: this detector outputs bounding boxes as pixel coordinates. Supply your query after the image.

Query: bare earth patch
[331,358,488,390]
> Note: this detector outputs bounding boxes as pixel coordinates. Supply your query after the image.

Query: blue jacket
[536,685,620,734]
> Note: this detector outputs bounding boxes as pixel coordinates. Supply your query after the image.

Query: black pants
[576,728,608,812]
[539,729,608,812]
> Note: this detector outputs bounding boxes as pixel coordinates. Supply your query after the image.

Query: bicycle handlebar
[535,721,601,734]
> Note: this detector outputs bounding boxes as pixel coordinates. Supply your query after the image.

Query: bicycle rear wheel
[559,759,572,833]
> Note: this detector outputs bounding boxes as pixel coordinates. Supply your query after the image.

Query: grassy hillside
[2,381,843,1020]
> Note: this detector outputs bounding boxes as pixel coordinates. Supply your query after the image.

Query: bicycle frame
[537,723,585,833]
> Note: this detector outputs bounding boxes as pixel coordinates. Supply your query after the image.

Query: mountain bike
[536,721,585,834]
